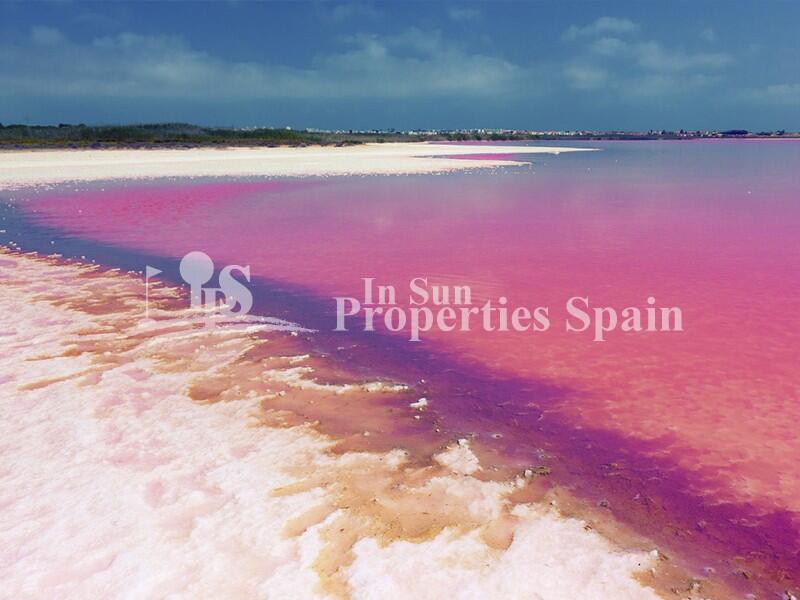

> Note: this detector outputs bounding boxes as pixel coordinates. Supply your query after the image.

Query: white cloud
[586,36,731,72]
[624,72,723,97]
[322,28,522,96]
[741,83,800,106]
[448,7,481,22]
[589,37,628,57]
[30,26,65,46]
[0,26,525,100]
[563,16,639,40]
[634,41,731,72]
[5,19,782,119]
[564,63,609,90]
[700,27,716,43]
[564,28,732,96]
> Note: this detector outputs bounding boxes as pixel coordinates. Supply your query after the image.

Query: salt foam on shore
[0,249,658,599]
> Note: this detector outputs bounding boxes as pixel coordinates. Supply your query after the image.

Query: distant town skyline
[1,1,798,130]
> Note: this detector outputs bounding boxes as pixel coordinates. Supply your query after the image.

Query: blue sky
[1,1,798,130]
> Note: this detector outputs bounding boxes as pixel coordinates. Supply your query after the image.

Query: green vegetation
[0,122,537,148]
[0,123,355,148]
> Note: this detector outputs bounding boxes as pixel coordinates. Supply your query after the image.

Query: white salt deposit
[0,143,591,190]
[433,439,482,476]
[346,503,659,600]
[409,397,428,409]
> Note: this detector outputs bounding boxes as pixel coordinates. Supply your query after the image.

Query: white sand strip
[0,249,660,600]
[0,143,589,189]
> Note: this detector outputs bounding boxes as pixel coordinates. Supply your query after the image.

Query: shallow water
[4,140,800,596]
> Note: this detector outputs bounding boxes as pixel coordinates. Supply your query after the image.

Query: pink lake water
[4,140,800,595]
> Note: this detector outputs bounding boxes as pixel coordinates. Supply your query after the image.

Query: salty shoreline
[0,142,589,189]
[0,249,664,599]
